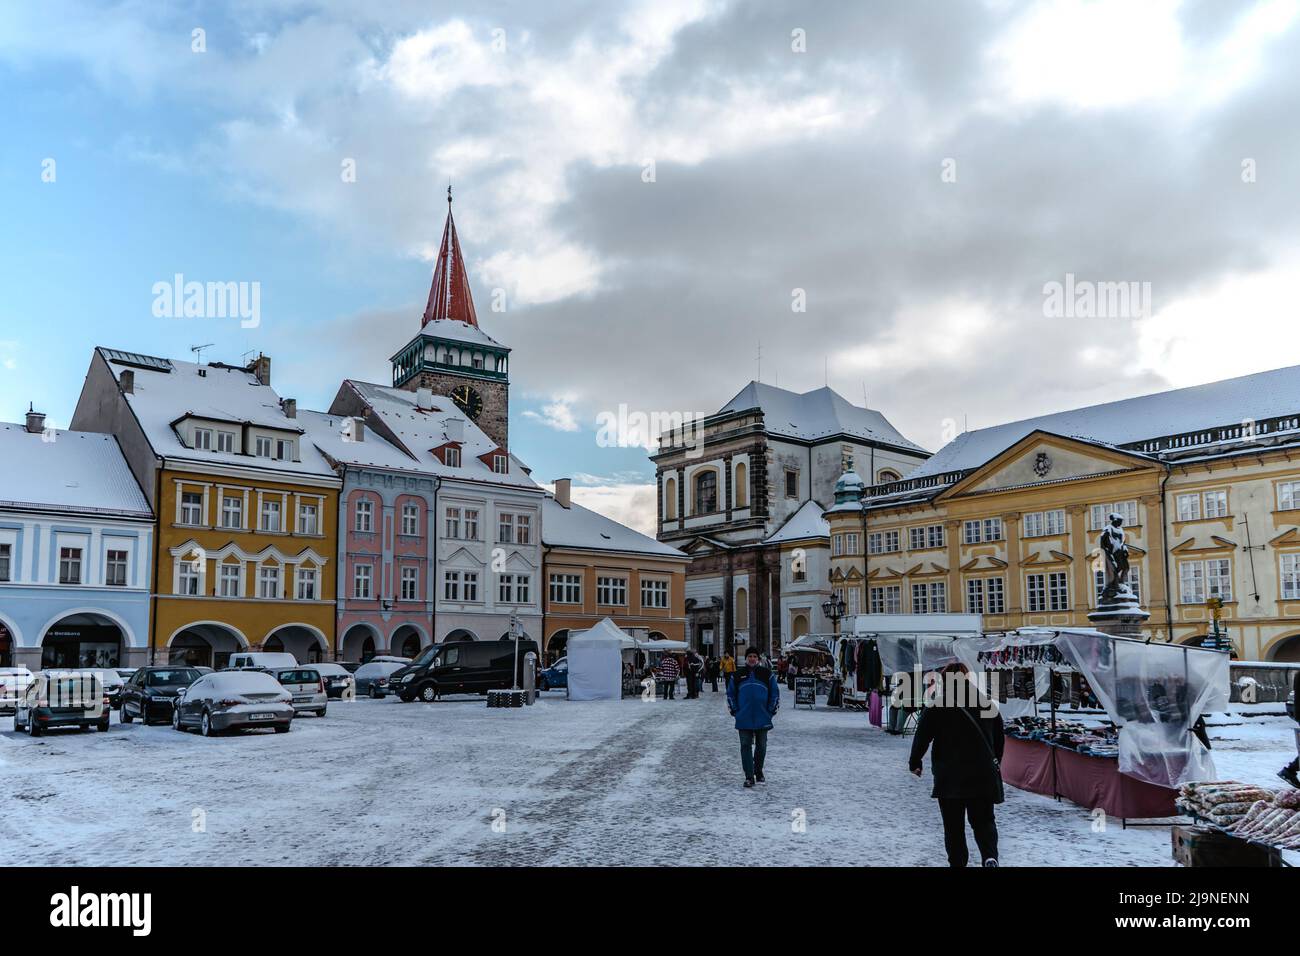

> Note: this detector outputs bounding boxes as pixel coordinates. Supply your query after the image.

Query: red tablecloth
[1001,736,1176,819]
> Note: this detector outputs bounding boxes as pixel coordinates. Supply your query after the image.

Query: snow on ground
[1,687,1295,866]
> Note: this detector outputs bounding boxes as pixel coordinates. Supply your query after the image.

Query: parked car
[195,665,214,673]
[539,657,568,691]
[391,640,540,702]
[339,661,362,674]
[311,662,355,699]
[115,668,137,681]
[14,671,110,735]
[1,666,34,715]
[120,666,202,725]
[172,671,294,736]
[226,651,299,670]
[69,668,126,708]
[272,667,328,717]
[371,655,412,664]
[353,660,407,699]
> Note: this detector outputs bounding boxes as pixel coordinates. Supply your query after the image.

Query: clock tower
[391,188,511,449]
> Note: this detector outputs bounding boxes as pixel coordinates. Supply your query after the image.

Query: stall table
[1001,735,1177,823]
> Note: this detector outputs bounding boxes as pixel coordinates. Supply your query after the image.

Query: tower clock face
[451,384,483,420]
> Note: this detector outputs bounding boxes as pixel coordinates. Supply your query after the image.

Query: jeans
[660,679,676,699]
[739,729,768,780]
[937,798,998,867]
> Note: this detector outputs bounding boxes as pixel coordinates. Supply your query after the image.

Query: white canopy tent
[566,618,628,701]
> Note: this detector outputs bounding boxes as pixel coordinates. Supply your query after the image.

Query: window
[260,499,281,532]
[355,499,373,533]
[498,513,513,544]
[986,577,1005,614]
[877,469,901,484]
[193,427,213,450]
[695,471,718,513]
[461,572,478,601]
[868,530,899,554]
[870,585,901,614]
[1179,558,1232,604]
[792,556,807,583]
[516,514,532,545]
[105,549,128,587]
[401,504,420,536]
[963,520,982,544]
[912,525,944,549]
[1048,572,1069,611]
[909,527,924,551]
[445,446,461,468]
[180,492,203,525]
[1282,554,1300,601]
[833,534,844,557]
[1176,493,1201,522]
[1090,501,1139,530]
[216,431,236,453]
[258,564,281,599]
[784,469,798,498]
[446,507,461,538]
[221,495,243,529]
[1204,490,1228,519]
[57,547,83,585]
[841,447,854,474]
[550,573,582,604]
[298,502,318,535]
[296,567,318,601]
[353,564,372,600]
[177,560,199,595]
[1095,567,1141,603]
[443,571,462,601]
[966,578,984,614]
[911,582,946,614]
[492,454,508,474]
[255,436,273,458]
[597,576,628,606]
[983,517,1003,541]
[400,567,418,601]
[844,532,859,554]
[464,509,479,540]
[1023,510,1065,538]
[1281,481,1300,511]
[847,587,860,616]
[276,439,293,461]
[499,574,530,604]
[0,543,10,582]
[1026,573,1046,612]
[641,579,669,609]
[219,563,241,597]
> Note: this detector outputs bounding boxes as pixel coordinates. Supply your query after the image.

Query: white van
[227,652,299,671]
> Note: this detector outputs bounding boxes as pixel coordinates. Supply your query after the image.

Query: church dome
[833,470,865,504]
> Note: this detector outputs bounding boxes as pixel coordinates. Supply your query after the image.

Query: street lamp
[821,594,847,635]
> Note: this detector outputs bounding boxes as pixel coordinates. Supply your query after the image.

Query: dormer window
[492,454,508,474]
[276,438,294,461]
[446,447,461,467]
[216,431,236,453]
[193,427,213,450]
[255,437,273,458]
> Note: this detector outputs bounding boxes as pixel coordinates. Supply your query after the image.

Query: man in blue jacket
[727,646,781,788]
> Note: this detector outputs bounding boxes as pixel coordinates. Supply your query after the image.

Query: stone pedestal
[1088,586,1150,639]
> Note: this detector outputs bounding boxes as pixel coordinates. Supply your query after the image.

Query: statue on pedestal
[1098,512,1133,604]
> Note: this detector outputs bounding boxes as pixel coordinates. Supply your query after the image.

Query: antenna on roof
[191,343,215,365]
[862,381,868,409]
[964,414,969,433]
[756,340,762,383]
[824,355,828,387]
[240,349,256,365]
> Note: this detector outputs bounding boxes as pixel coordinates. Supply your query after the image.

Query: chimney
[349,417,365,442]
[554,477,571,509]
[119,370,135,394]
[444,417,464,443]
[416,386,433,410]
[282,398,297,419]
[251,354,271,386]
[25,404,46,435]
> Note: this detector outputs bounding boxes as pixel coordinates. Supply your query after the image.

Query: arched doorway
[263,624,327,664]
[392,624,424,659]
[791,614,810,641]
[341,623,378,663]
[167,622,247,669]
[445,628,477,642]
[1266,633,1300,663]
[0,620,14,667]
[40,611,128,668]
[546,629,570,664]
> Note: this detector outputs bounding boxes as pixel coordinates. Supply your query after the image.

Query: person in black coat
[908,662,1005,867]
[1280,669,1300,788]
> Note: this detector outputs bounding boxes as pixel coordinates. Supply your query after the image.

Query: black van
[390,640,540,702]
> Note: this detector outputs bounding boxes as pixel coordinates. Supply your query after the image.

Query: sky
[3,0,1300,536]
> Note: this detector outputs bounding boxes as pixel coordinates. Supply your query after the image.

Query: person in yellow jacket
[721,653,736,680]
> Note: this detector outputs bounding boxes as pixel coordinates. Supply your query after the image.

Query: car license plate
[250,712,275,720]
[293,696,311,703]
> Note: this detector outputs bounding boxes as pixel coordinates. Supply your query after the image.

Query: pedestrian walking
[657,654,679,700]
[908,662,1005,867]
[1279,669,1300,788]
[686,650,705,699]
[707,656,720,692]
[726,646,781,788]
[721,652,735,685]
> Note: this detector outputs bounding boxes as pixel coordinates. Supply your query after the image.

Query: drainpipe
[150,462,162,666]
[1159,463,1173,644]
[430,476,440,645]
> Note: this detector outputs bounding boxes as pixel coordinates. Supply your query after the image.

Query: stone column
[1139,493,1168,641]
[1067,504,1090,618]
[1003,513,1022,615]
[944,519,962,612]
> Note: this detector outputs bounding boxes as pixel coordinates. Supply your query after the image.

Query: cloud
[522,395,581,431]
[551,480,658,536]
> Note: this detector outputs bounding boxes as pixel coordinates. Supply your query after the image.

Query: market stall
[566,618,626,701]
[1173,780,1299,865]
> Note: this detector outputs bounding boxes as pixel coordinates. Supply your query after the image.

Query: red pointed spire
[421,185,479,328]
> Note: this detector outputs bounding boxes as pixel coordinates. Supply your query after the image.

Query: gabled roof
[0,422,151,517]
[766,499,830,543]
[422,192,479,329]
[909,363,1300,479]
[542,494,686,558]
[95,348,337,478]
[719,381,927,452]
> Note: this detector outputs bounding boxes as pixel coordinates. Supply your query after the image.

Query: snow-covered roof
[298,408,421,474]
[409,318,506,350]
[542,494,686,557]
[719,382,926,452]
[910,364,1300,479]
[0,422,150,517]
[340,380,538,489]
[96,349,338,479]
[766,499,830,544]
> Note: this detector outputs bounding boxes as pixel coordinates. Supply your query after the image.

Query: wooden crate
[1171,825,1283,867]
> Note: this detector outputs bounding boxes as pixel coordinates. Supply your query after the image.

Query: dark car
[539,657,568,691]
[310,662,355,699]
[13,671,110,736]
[172,671,294,736]
[391,640,540,703]
[120,666,202,725]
